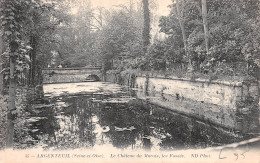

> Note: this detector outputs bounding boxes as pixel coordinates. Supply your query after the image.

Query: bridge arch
[85,74,100,81]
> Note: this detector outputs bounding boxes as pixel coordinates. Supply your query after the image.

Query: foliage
[0,0,67,86]
[157,0,259,78]
[0,94,7,149]
[1,0,29,82]
[97,9,143,71]
[2,0,258,84]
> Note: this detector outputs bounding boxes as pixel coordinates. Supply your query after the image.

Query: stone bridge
[42,67,103,84]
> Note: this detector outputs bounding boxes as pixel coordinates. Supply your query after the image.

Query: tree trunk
[201,0,209,55]
[6,55,16,148]
[176,0,192,71]
[29,36,37,86]
[0,0,4,94]
[0,35,3,94]
[142,0,150,54]
[176,0,187,56]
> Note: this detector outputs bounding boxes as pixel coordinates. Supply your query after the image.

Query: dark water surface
[17,82,246,151]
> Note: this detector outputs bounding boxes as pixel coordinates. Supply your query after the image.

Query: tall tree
[142,0,150,54]
[0,0,3,94]
[175,0,195,72]
[6,40,17,148]
[1,0,20,148]
[23,0,68,85]
[1,0,64,148]
[201,0,209,55]
[27,2,56,85]
[176,0,187,57]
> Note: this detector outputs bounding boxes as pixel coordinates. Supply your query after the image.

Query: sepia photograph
[0,0,259,163]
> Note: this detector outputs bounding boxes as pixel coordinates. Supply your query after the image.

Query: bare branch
[113,4,130,13]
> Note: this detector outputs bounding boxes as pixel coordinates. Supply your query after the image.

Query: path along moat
[17,82,255,151]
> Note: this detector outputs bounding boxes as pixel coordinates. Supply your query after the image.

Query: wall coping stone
[137,74,243,87]
[42,67,102,71]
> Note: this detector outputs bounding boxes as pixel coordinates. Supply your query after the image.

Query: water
[16,82,246,151]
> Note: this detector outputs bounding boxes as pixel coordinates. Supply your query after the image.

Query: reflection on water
[19,82,247,151]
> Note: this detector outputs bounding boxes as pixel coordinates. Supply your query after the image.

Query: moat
[17,82,253,151]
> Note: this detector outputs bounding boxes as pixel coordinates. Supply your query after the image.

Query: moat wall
[133,75,259,134]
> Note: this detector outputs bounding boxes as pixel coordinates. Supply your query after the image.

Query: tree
[0,0,66,148]
[142,0,150,54]
[159,0,259,75]
[176,0,187,58]
[54,0,109,68]
[201,0,209,55]
[26,1,65,85]
[1,0,20,148]
[159,0,196,70]
[240,0,260,78]
[92,6,144,71]
[6,40,17,148]
[0,0,3,94]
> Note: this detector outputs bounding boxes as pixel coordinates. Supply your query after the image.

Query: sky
[91,0,172,16]
[91,0,173,39]
[70,0,172,40]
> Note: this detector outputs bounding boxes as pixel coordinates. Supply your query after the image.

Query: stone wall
[42,67,101,75]
[42,67,103,83]
[135,76,259,134]
[43,74,89,84]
